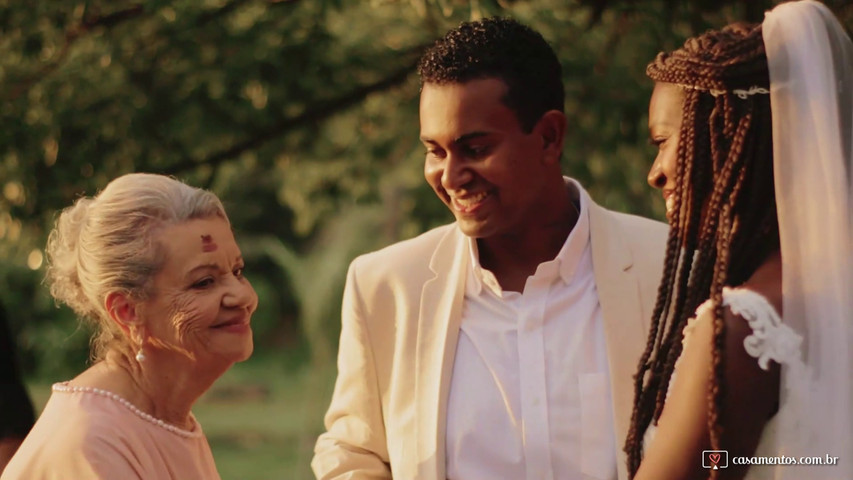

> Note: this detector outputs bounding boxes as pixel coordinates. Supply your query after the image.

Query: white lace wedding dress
[643,287,804,480]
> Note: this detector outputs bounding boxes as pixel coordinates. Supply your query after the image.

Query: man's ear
[536,110,567,165]
[104,291,139,335]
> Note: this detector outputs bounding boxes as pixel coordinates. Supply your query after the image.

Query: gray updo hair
[46,173,228,361]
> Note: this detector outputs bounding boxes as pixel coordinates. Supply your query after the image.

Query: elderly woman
[1,173,258,479]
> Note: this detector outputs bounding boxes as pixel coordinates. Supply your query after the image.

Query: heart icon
[709,453,721,465]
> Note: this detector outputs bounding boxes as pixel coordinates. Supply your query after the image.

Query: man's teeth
[454,192,488,207]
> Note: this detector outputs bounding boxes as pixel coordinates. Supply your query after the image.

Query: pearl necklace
[52,382,200,438]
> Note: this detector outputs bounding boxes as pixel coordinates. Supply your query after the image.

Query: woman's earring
[132,325,147,363]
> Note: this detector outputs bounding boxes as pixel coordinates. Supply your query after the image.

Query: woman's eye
[425,148,444,159]
[192,278,214,289]
[233,266,245,278]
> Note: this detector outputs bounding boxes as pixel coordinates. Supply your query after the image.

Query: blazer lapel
[588,202,647,480]
[415,226,469,479]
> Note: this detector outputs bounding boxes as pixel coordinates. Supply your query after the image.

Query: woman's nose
[647,159,667,189]
[224,279,258,313]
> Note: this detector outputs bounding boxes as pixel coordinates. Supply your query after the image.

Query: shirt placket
[517,277,555,480]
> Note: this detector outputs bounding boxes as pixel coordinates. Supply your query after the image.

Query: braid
[625,212,683,474]
[625,151,684,473]
[625,21,779,477]
[625,85,708,473]
[707,145,749,478]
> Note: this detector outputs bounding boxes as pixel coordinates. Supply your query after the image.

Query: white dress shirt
[445,182,617,480]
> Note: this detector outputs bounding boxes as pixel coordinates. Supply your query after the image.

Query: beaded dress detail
[1,381,220,479]
[52,382,201,438]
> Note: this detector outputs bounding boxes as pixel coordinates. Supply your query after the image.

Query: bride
[624,1,853,479]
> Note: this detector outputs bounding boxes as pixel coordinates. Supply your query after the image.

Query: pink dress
[1,383,221,480]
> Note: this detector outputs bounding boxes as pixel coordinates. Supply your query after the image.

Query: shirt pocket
[579,372,617,479]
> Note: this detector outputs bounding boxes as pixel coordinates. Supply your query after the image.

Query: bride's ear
[104,291,141,334]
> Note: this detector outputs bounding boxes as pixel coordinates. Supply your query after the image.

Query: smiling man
[313,17,668,480]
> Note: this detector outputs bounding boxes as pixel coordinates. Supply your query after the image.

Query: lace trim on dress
[694,288,816,460]
[715,287,804,370]
[643,287,806,454]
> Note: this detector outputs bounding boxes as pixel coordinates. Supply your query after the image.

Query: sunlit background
[2,0,851,478]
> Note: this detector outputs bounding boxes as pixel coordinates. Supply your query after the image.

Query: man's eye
[234,266,245,278]
[464,145,489,157]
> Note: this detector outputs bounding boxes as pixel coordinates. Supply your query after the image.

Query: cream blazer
[312,192,668,480]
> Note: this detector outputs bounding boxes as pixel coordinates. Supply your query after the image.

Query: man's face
[419,78,556,239]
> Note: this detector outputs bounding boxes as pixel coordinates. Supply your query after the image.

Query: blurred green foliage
[2,0,852,379]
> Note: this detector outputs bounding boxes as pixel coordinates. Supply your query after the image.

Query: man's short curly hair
[417,17,564,132]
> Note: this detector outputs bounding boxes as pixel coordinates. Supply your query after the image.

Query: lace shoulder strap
[720,287,803,371]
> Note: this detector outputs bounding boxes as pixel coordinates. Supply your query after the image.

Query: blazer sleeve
[312,258,392,479]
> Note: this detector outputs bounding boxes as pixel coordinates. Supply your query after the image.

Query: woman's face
[647,82,685,223]
[140,216,258,366]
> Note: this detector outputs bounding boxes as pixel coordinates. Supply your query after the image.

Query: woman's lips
[211,318,250,333]
[663,190,675,219]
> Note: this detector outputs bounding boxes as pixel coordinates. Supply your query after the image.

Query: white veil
[763,1,853,478]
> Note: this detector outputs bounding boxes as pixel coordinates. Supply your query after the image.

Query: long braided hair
[624,23,780,478]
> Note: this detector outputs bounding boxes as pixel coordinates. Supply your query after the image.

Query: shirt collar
[556,177,591,284]
[466,177,592,296]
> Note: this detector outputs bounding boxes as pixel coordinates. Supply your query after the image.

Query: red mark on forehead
[201,235,218,252]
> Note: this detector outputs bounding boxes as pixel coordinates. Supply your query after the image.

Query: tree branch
[194,0,253,28]
[592,10,632,75]
[5,5,145,102]
[162,56,421,176]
